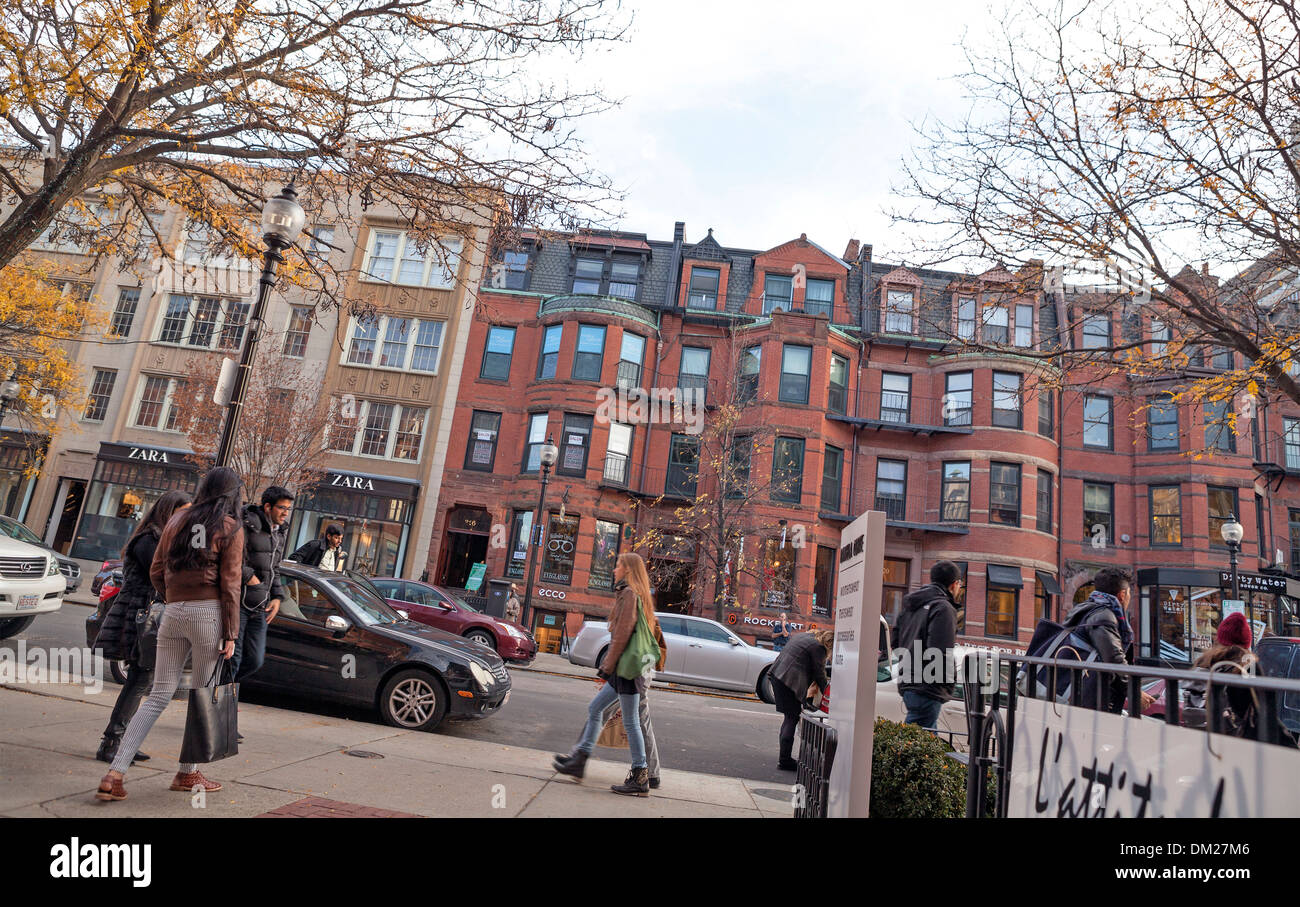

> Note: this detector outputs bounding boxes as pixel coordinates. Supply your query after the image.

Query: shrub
[869,718,967,818]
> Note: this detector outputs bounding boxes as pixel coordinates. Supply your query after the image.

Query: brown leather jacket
[150,511,245,641]
[600,581,667,676]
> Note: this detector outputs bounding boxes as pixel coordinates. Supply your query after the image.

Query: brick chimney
[843,238,860,261]
[674,221,685,243]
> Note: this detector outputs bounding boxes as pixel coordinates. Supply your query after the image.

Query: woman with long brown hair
[554,552,666,796]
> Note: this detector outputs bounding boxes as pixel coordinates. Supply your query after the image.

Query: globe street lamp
[213,182,307,468]
[522,436,560,633]
[1221,516,1245,601]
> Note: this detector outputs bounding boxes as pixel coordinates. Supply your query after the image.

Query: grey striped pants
[601,691,660,778]
[111,599,225,775]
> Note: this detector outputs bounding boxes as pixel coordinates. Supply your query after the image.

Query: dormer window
[764,274,793,314]
[983,304,1009,344]
[571,255,642,299]
[502,250,529,290]
[688,267,720,309]
[956,296,976,339]
[805,279,834,317]
[884,289,914,334]
[1081,312,1111,349]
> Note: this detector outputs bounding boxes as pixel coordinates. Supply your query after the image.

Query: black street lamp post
[213,183,307,468]
[522,436,559,632]
[1221,514,1245,602]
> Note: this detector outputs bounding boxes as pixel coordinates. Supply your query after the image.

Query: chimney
[674,221,685,243]
[843,238,860,261]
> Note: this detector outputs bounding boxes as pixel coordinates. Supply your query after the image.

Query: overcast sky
[560,0,986,262]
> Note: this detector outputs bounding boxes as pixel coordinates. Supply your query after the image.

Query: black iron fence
[962,651,1300,818]
[794,714,837,818]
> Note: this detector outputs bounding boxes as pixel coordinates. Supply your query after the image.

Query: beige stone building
[5,186,490,580]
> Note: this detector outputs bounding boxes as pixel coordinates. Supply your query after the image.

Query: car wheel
[379,668,448,732]
[109,660,129,685]
[0,615,35,639]
[757,669,775,704]
[596,646,609,672]
[465,629,497,652]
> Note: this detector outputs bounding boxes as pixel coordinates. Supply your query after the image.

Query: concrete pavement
[0,675,792,818]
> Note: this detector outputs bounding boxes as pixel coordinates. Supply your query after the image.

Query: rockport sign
[330,473,376,491]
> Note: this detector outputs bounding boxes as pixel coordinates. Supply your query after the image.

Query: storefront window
[1157,587,1189,662]
[760,538,796,609]
[0,439,39,520]
[506,510,533,579]
[71,449,200,560]
[986,586,1017,638]
[813,545,835,617]
[540,514,579,585]
[589,520,621,590]
[287,474,417,577]
[1187,586,1223,657]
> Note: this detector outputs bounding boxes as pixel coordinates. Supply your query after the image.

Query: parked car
[1256,636,1300,733]
[0,535,67,639]
[371,578,537,664]
[236,562,511,731]
[0,515,80,593]
[568,612,778,702]
[91,559,122,597]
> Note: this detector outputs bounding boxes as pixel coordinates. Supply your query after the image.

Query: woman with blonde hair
[554,552,666,796]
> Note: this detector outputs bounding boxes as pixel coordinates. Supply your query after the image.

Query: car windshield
[0,518,43,546]
[327,576,403,626]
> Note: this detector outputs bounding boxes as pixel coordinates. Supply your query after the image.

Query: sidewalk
[0,678,790,819]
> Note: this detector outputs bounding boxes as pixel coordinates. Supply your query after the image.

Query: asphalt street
[5,601,792,785]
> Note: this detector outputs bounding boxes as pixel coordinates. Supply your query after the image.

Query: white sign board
[826,509,885,818]
[1008,698,1300,817]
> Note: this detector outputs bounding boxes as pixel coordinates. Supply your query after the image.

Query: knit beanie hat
[1216,611,1252,648]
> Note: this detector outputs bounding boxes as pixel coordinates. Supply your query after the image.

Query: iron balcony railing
[602,451,630,486]
[842,389,973,430]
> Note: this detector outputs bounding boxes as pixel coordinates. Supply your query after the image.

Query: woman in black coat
[94,490,191,764]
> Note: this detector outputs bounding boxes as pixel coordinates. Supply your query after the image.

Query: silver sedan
[568,612,778,702]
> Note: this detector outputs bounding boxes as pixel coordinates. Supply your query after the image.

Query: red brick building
[426,222,1300,661]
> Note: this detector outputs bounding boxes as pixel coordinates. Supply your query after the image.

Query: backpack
[1017,603,1113,702]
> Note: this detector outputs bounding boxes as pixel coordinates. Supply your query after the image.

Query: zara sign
[329,473,376,491]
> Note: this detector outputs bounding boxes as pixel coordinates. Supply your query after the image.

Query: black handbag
[134,601,166,671]
[179,659,240,764]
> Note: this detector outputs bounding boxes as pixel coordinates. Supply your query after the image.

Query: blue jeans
[902,691,943,728]
[230,606,267,681]
[577,681,646,769]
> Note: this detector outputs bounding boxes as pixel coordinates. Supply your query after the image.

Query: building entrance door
[49,479,86,555]
[441,531,489,589]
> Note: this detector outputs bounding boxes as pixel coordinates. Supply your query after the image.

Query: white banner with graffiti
[1007,698,1300,817]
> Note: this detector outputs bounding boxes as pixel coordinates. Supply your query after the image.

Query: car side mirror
[729,637,742,646]
[324,615,350,636]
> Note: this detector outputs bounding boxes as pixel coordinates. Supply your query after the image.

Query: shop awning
[1035,571,1062,596]
[987,565,1024,588]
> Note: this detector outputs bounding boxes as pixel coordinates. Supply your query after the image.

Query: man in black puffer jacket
[231,486,292,681]
[894,560,962,728]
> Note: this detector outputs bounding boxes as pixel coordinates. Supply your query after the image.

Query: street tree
[176,348,332,497]
[897,0,1300,428]
[631,334,803,622]
[0,0,627,306]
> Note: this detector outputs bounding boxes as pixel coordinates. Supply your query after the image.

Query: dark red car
[371,578,537,664]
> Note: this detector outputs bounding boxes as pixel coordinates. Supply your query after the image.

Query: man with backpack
[895,560,962,728]
[1060,567,1154,714]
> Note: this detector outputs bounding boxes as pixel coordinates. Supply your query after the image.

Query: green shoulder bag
[616,595,662,680]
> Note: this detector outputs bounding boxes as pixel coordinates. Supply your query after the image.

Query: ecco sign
[537,588,566,600]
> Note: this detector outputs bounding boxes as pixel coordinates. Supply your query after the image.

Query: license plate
[16,594,38,611]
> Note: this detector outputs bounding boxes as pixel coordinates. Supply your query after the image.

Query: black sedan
[239,563,511,731]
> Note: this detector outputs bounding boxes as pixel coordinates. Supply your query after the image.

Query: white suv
[0,535,66,639]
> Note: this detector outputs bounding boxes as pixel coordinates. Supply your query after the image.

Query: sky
[550,0,986,262]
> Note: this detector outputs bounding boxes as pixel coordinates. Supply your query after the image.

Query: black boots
[552,749,589,779]
[611,767,650,797]
[95,736,149,765]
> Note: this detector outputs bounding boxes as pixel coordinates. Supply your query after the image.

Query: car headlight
[504,624,525,640]
[47,557,59,577]
[469,661,493,691]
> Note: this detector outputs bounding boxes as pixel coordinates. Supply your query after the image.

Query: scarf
[1086,590,1133,650]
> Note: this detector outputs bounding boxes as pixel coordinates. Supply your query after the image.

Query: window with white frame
[983,304,1009,344]
[956,296,976,340]
[282,306,312,358]
[84,369,117,423]
[361,229,462,288]
[327,398,428,461]
[604,422,634,485]
[132,375,185,431]
[155,294,248,350]
[523,412,549,473]
[884,289,914,334]
[307,225,335,259]
[1015,304,1034,347]
[344,315,445,373]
